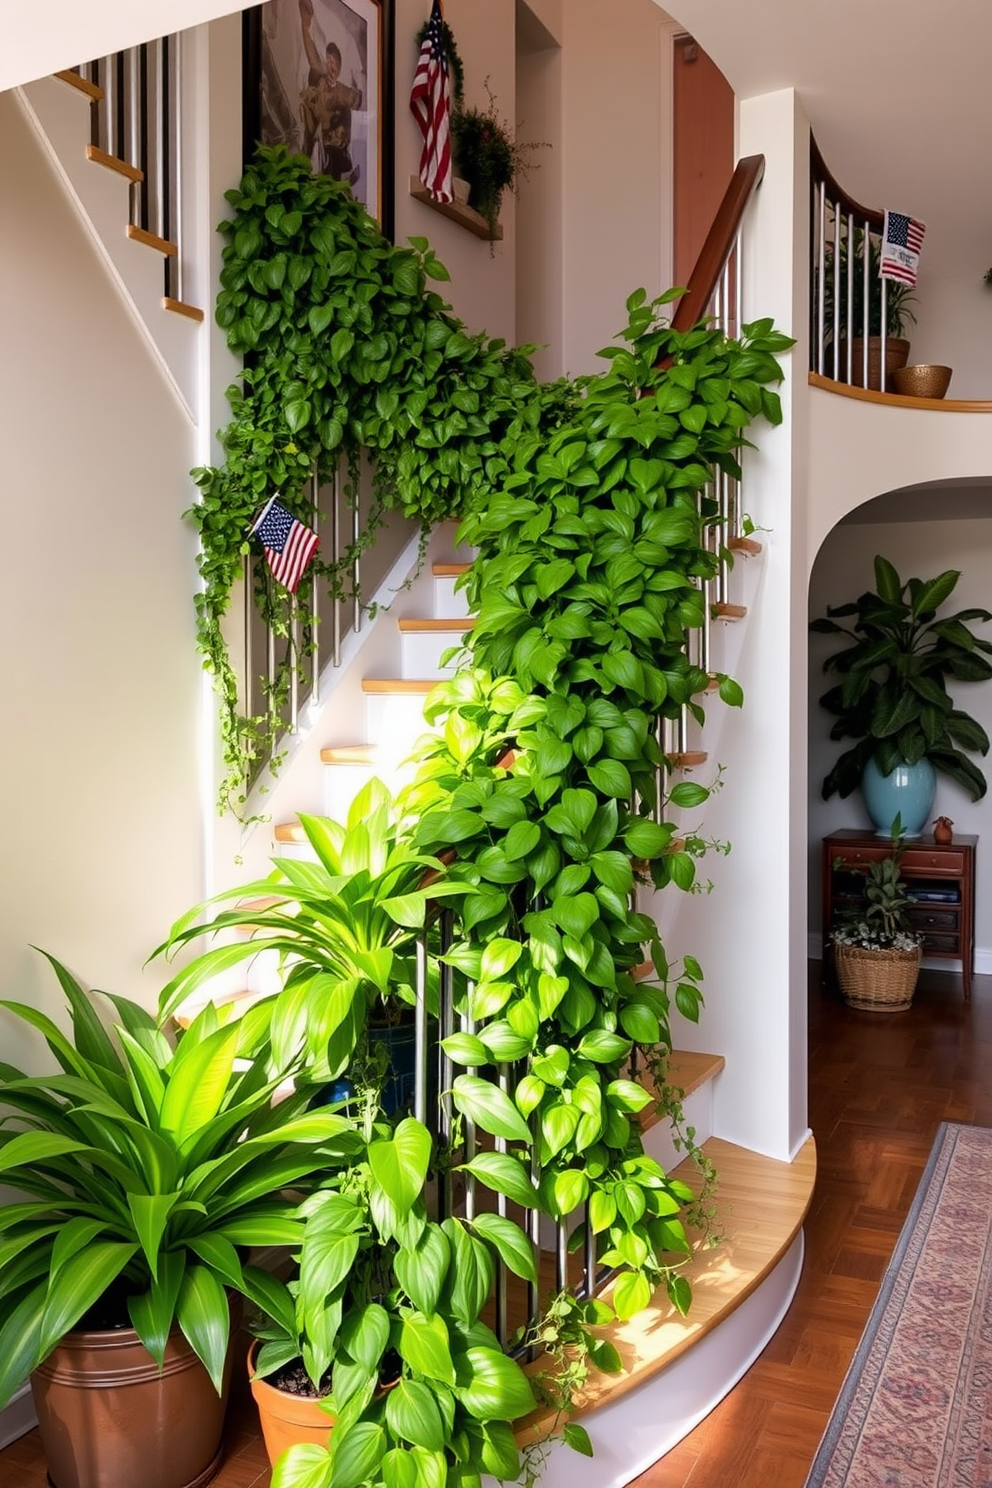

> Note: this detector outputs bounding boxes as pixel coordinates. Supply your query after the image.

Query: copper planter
[31,1323,235,1488]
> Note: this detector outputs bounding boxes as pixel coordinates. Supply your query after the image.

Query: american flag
[410,0,453,204]
[880,210,925,287]
[250,497,319,594]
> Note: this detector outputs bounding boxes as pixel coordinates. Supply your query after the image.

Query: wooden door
[673,35,734,288]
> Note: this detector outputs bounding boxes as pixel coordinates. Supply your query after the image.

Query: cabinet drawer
[908,909,959,931]
[828,845,892,867]
[901,849,966,875]
[922,933,960,953]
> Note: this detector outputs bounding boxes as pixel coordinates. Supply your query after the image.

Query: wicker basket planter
[834,941,921,1013]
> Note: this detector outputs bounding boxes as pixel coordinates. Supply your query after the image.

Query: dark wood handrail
[810,134,884,232]
[670,154,765,333]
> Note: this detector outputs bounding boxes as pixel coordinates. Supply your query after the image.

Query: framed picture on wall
[243,0,394,236]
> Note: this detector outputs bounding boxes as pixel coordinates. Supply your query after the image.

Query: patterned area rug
[806,1122,992,1488]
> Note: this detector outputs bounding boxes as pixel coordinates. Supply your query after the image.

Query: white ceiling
[663,0,992,267]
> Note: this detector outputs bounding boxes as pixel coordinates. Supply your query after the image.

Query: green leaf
[453,1347,536,1421]
[575,1029,632,1063]
[127,1192,180,1280]
[587,758,633,798]
[386,1379,445,1451]
[606,1079,653,1113]
[669,781,709,808]
[271,1443,333,1488]
[40,1242,139,1360]
[612,1270,652,1320]
[460,1152,538,1209]
[563,1422,595,1457]
[330,1422,386,1488]
[394,1226,451,1316]
[873,555,903,604]
[368,1118,432,1216]
[471,1213,537,1282]
[452,1076,532,1144]
[176,1264,231,1395]
[399,1312,455,1385]
[441,1032,488,1067]
[624,819,671,859]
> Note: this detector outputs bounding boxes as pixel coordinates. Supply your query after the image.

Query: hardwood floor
[633,961,992,1488]
[2,961,986,1488]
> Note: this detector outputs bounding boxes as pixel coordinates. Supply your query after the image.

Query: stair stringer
[16,72,200,418]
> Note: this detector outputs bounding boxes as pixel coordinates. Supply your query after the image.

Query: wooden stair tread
[517,1134,817,1442]
[274,821,307,844]
[361,678,438,694]
[712,602,747,620]
[321,744,377,764]
[55,70,104,101]
[432,562,471,576]
[127,223,178,256]
[398,618,475,632]
[644,1049,725,1103]
[668,751,708,768]
[86,143,143,183]
[728,535,763,556]
[163,296,205,322]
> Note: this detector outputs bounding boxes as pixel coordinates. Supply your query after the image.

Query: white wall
[808,516,992,965]
[0,89,204,1066]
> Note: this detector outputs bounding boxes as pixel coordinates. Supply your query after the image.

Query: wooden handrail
[809,135,883,232]
[670,154,765,333]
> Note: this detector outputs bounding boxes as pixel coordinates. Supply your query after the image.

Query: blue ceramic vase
[861,755,936,838]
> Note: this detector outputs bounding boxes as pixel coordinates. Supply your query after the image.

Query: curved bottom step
[511,1134,816,1487]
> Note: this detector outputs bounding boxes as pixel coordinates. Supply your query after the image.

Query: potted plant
[0,953,362,1488]
[247,1113,539,1488]
[450,82,546,240]
[812,556,992,834]
[830,827,922,1011]
[823,228,917,388]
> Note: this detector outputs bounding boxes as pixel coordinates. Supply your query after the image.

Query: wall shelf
[407,176,502,242]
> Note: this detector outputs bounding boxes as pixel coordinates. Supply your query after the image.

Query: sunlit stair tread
[397,617,476,632]
[320,744,378,764]
[361,678,439,694]
[712,602,747,620]
[274,821,308,844]
[85,143,143,182]
[432,562,471,576]
[516,1133,817,1442]
[55,70,103,102]
[639,1050,725,1113]
[163,297,205,322]
[727,535,763,556]
[668,751,708,768]
[126,223,178,256]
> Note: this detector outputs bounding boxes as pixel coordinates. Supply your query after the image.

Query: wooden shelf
[408,176,502,242]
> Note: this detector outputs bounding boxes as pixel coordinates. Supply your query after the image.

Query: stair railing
[69,38,185,303]
[809,135,897,391]
[662,154,765,768]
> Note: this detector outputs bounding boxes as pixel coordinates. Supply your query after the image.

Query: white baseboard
[808,932,991,978]
[0,1383,37,1450]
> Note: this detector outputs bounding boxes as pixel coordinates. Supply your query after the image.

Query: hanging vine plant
[192,145,571,814]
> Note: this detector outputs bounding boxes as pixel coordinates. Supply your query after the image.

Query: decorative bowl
[891,364,953,399]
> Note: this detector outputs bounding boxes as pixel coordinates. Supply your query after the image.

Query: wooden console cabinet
[821,829,976,999]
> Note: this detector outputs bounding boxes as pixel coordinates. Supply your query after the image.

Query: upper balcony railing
[809,136,911,394]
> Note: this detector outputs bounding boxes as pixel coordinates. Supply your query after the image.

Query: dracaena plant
[154,780,470,1081]
[259,1115,538,1488]
[0,954,363,1410]
[812,556,992,800]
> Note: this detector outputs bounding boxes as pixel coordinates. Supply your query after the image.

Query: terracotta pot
[31,1317,237,1488]
[848,336,911,390]
[247,1342,336,1467]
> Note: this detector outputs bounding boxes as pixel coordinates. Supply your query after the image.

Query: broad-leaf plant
[812,556,992,800]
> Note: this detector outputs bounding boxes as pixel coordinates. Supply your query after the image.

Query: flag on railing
[880,210,925,287]
[410,0,453,204]
[250,496,319,593]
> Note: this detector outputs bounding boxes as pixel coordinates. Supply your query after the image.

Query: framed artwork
[243,0,394,237]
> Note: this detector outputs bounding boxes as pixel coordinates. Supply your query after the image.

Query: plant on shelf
[812,556,992,831]
[823,228,918,343]
[450,80,547,239]
[0,954,363,1488]
[830,823,923,1010]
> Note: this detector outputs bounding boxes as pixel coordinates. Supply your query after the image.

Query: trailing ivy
[192,146,569,812]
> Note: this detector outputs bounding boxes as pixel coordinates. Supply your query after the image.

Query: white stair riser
[641,1078,715,1175]
[433,575,472,618]
[363,692,437,759]
[323,761,376,821]
[400,630,472,678]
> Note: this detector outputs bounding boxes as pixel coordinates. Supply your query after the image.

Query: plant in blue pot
[812,556,992,836]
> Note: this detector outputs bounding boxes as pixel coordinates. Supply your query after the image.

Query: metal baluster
[817,181,826,374]
[461,1000,476,1221]
[352,467,362,636]
[137,45,150,232]
[734,232,743,342]
[244,554,254,723]
[861,222,870,387]
[414,937,429,1128]
[555,1220,569,1295]
[171,32,183,302]
[331,467,342,667]
[845,212,854,384]
[584,1204,597,1298]
[438,912,455,1219]
[494,1065,510,1348]
[88,58,101,149]
[289,595,299,733]
[831,196,841,381]
[161,36,173,251]
[310,471,321,709]
[880,274,888,392]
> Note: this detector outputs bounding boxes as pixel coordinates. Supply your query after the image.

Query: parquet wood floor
[2,963,986,1488]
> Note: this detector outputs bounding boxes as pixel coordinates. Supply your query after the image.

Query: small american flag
[250,497,319,594]
[880,210,925,287]
[410,0,453,204]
